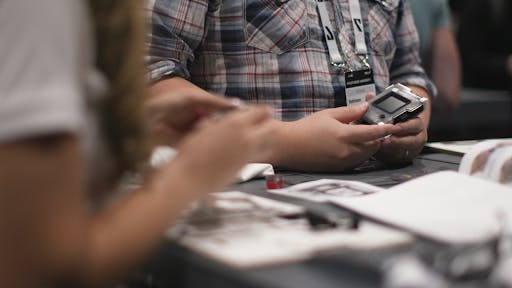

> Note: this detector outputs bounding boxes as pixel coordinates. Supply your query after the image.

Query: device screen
[374,93,410,114]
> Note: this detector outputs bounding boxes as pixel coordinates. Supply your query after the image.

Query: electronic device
[360,83,427,124]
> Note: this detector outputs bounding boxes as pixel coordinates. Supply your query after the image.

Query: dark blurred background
[426,0,512,141]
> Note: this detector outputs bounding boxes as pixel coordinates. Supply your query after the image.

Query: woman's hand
[166,106,275,195]
[146,77,242,147]
[145,91,240,147]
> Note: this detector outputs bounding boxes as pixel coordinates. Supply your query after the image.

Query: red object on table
[266,174,284,189]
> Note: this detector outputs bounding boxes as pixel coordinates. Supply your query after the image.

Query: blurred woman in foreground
[0,0,274,287]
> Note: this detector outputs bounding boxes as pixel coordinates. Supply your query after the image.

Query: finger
[151,93,237,115]
[206,94,245,108]
[381,133,426,151]
[344,123,398,143]
[379,139,423,163]
[145,94,179,112]
[190,93,239,113]
[393,117,424,136]
[353,139,382,155]
[224,97,247,109]
[323,102,369,123]
[365,93,376,101]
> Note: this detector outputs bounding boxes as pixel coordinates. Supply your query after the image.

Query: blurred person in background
[0,0,275,287]
[458,0,512,91]
[448,0,464,26]
[410,0,462,113]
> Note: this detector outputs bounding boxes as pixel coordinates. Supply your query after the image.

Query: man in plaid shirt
[146,0,435,172]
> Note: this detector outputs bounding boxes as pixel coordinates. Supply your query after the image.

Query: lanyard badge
[345,69,375,106]
[317,0,376,106]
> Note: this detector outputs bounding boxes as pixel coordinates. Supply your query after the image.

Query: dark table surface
[126,153,479,288]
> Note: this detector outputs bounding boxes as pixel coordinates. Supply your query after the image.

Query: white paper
[426,138,512,156]
[237,163,274,182]
[170,221,413,269]
[150,146,274,183]
[330,171,512,244]
[269,179,384,202]
[426,140,488,155]
[167,191,412,268]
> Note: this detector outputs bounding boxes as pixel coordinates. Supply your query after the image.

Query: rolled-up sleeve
[146,0,209,83]
[389,0,437,98]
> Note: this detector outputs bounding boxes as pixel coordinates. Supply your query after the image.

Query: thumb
[365,93,376,101]
[193,93,239,113]
[324,102,369,123]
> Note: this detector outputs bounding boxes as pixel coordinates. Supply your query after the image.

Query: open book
[270,172,512,245]
[269,140,512,245]
[458,139,512,185]
[426,138,512,157]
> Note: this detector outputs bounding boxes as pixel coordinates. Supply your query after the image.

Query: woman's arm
[0,106,274,288]
[85,106,273,287]
[0,135,87,288]
[0,135,199,287]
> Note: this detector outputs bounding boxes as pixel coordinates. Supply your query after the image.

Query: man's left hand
[374,116,427,164]
[375,85,430,165]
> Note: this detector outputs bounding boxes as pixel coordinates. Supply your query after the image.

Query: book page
[426,138,512,156]
[330,171,512,244]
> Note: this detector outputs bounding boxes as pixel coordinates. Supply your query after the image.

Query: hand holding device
[360,83,427,125]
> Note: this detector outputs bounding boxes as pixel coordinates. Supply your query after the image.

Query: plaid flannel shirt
[148,0,436,121]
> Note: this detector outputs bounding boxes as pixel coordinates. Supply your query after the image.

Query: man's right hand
[268,103,400,172]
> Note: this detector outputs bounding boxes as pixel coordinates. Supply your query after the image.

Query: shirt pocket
[244,0,310,54]
[367,0,399,60]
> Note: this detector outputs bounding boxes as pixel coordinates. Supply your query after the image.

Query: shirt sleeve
[146,0,210,83]
[0,0,87,142]
[389,0,437,98]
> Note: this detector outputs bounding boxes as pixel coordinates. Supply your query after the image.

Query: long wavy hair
[88,0,149,181]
